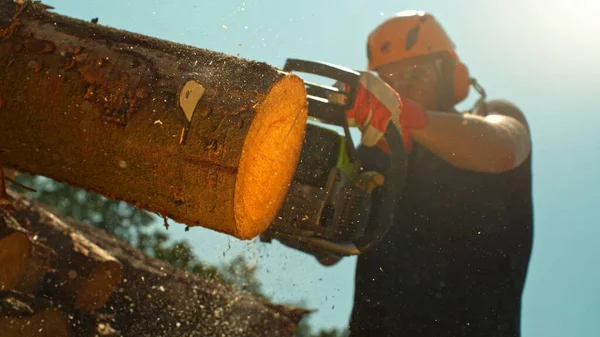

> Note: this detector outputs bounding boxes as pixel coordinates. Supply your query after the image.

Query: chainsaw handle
[283,58,362,162]
[283,58,360,126]
[284,58,360,92]
[353,122,408,253]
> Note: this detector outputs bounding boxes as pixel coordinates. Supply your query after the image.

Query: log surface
[0,0,308,239]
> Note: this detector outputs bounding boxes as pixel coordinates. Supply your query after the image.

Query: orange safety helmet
[367,10,471,106]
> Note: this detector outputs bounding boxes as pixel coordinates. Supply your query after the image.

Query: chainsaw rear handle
[353,121,408,253]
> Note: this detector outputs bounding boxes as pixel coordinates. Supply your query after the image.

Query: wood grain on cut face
[0,232,32,291]
[234,74,308,239]
[0,308,70,337]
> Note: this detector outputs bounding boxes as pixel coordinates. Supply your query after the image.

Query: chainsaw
[259,59,409,266]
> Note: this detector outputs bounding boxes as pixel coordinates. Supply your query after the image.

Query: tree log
[4,189,309,336]
[37,222,123,313]
[0,0,309,240]
[12,245,47,294]
[0,290,70,337]
[0,226,32,291]
[0,204,121,312]
[0,211,52,296]
[0,308,70,337]
[0,211,53,294]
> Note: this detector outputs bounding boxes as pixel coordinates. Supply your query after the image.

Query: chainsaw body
[259,59,408,266]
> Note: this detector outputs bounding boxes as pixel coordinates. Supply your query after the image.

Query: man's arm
[337,71,531,173]
[410,99,531,174]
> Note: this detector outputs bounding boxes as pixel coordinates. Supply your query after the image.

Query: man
[344,10,534,336]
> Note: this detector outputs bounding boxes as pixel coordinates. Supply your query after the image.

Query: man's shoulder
[479,98,530,132]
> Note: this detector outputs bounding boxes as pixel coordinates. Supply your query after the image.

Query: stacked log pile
[0,188,309,337]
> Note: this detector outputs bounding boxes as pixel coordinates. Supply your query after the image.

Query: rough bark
[0,0,309,240]
[1,189,309,336]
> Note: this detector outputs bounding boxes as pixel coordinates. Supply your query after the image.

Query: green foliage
[219,255,267,299]
[11,174,154,244]
[288,300,350,337]
[135,230,224,280]
[9,172,349,337]
[294,317,350,337]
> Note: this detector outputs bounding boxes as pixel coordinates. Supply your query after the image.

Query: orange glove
[343,71,429,154]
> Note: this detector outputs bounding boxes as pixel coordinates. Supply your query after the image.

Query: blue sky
[44,0,600,335]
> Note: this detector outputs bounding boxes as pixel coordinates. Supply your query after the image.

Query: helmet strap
[434,56,487,115]
[469,78,488,116]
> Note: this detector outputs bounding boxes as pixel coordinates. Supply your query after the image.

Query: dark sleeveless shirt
[349,111,533,336]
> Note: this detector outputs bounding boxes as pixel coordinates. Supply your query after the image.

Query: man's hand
[343,71,429,153]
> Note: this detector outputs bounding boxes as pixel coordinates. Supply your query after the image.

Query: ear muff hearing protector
[452,61,470,103]
[438,55,471,108]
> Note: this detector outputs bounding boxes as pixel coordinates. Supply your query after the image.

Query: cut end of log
[234,73,308,239]
[0,308,70,337]
[73,260,122,312]
[0,232,32,291]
